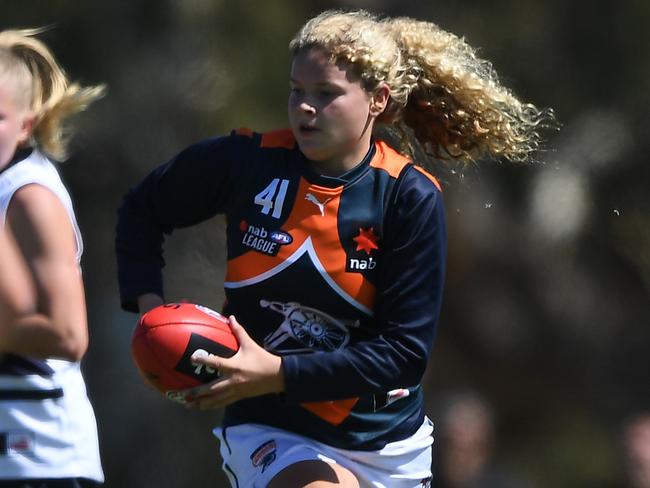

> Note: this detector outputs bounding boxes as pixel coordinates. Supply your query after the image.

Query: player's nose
[299,101,316,114]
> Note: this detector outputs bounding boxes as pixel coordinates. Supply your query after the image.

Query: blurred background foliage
[3,0,649,486]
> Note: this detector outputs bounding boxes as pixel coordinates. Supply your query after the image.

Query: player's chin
[296,140,333,163]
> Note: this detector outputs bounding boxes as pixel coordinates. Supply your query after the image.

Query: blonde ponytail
[0,28,105,161]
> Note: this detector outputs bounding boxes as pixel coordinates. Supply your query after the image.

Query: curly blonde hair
[0,28,105,161]
[290,10,556,164]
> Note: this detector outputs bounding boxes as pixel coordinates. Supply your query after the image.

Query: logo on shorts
[0,430,35,457]
[251,439,277,473]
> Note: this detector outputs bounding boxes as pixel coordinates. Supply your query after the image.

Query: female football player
[0,29,105,486]
[116,10,554,487]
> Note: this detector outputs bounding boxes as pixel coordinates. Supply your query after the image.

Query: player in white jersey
[0,29,105,486]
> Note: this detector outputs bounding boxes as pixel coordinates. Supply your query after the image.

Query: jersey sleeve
[115,133,251,312]
[281,165,447,402]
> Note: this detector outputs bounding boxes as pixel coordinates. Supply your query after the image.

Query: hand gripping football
[131,302,239,402]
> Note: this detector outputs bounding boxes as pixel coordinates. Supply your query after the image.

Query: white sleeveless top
[0,150,104,481]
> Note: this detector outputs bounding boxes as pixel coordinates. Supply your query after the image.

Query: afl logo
[270,230,292,245]
[195,304,226,321]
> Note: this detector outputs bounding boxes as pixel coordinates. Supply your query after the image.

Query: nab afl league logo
[240,220,292,256]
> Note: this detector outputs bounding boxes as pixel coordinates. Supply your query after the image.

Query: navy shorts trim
[0,479,100,488]
[0,389,64,401]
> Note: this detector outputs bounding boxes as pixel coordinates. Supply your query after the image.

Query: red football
[131,302,238,402]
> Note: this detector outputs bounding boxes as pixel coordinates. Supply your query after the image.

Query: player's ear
[369,84,390,117]
[18,112,36,146]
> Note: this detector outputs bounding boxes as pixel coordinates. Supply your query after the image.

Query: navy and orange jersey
[116,128,447,450]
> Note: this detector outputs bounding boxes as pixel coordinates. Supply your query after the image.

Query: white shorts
[213,418,433,488]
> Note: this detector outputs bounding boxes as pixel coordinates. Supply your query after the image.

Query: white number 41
[254,178,289,218]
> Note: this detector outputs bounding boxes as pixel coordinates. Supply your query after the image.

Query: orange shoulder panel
[234,127,253,137]
[370,140,411,178]
[261,128,296,149]
[413,165,442,192]
[371,140,443,191]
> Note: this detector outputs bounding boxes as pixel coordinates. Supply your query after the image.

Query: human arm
[0,227,36,326]
[1,185,88,361]
[116,136,241,313]
[280,168,447,401]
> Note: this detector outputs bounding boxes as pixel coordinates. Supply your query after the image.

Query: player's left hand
[182,315,284,410]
